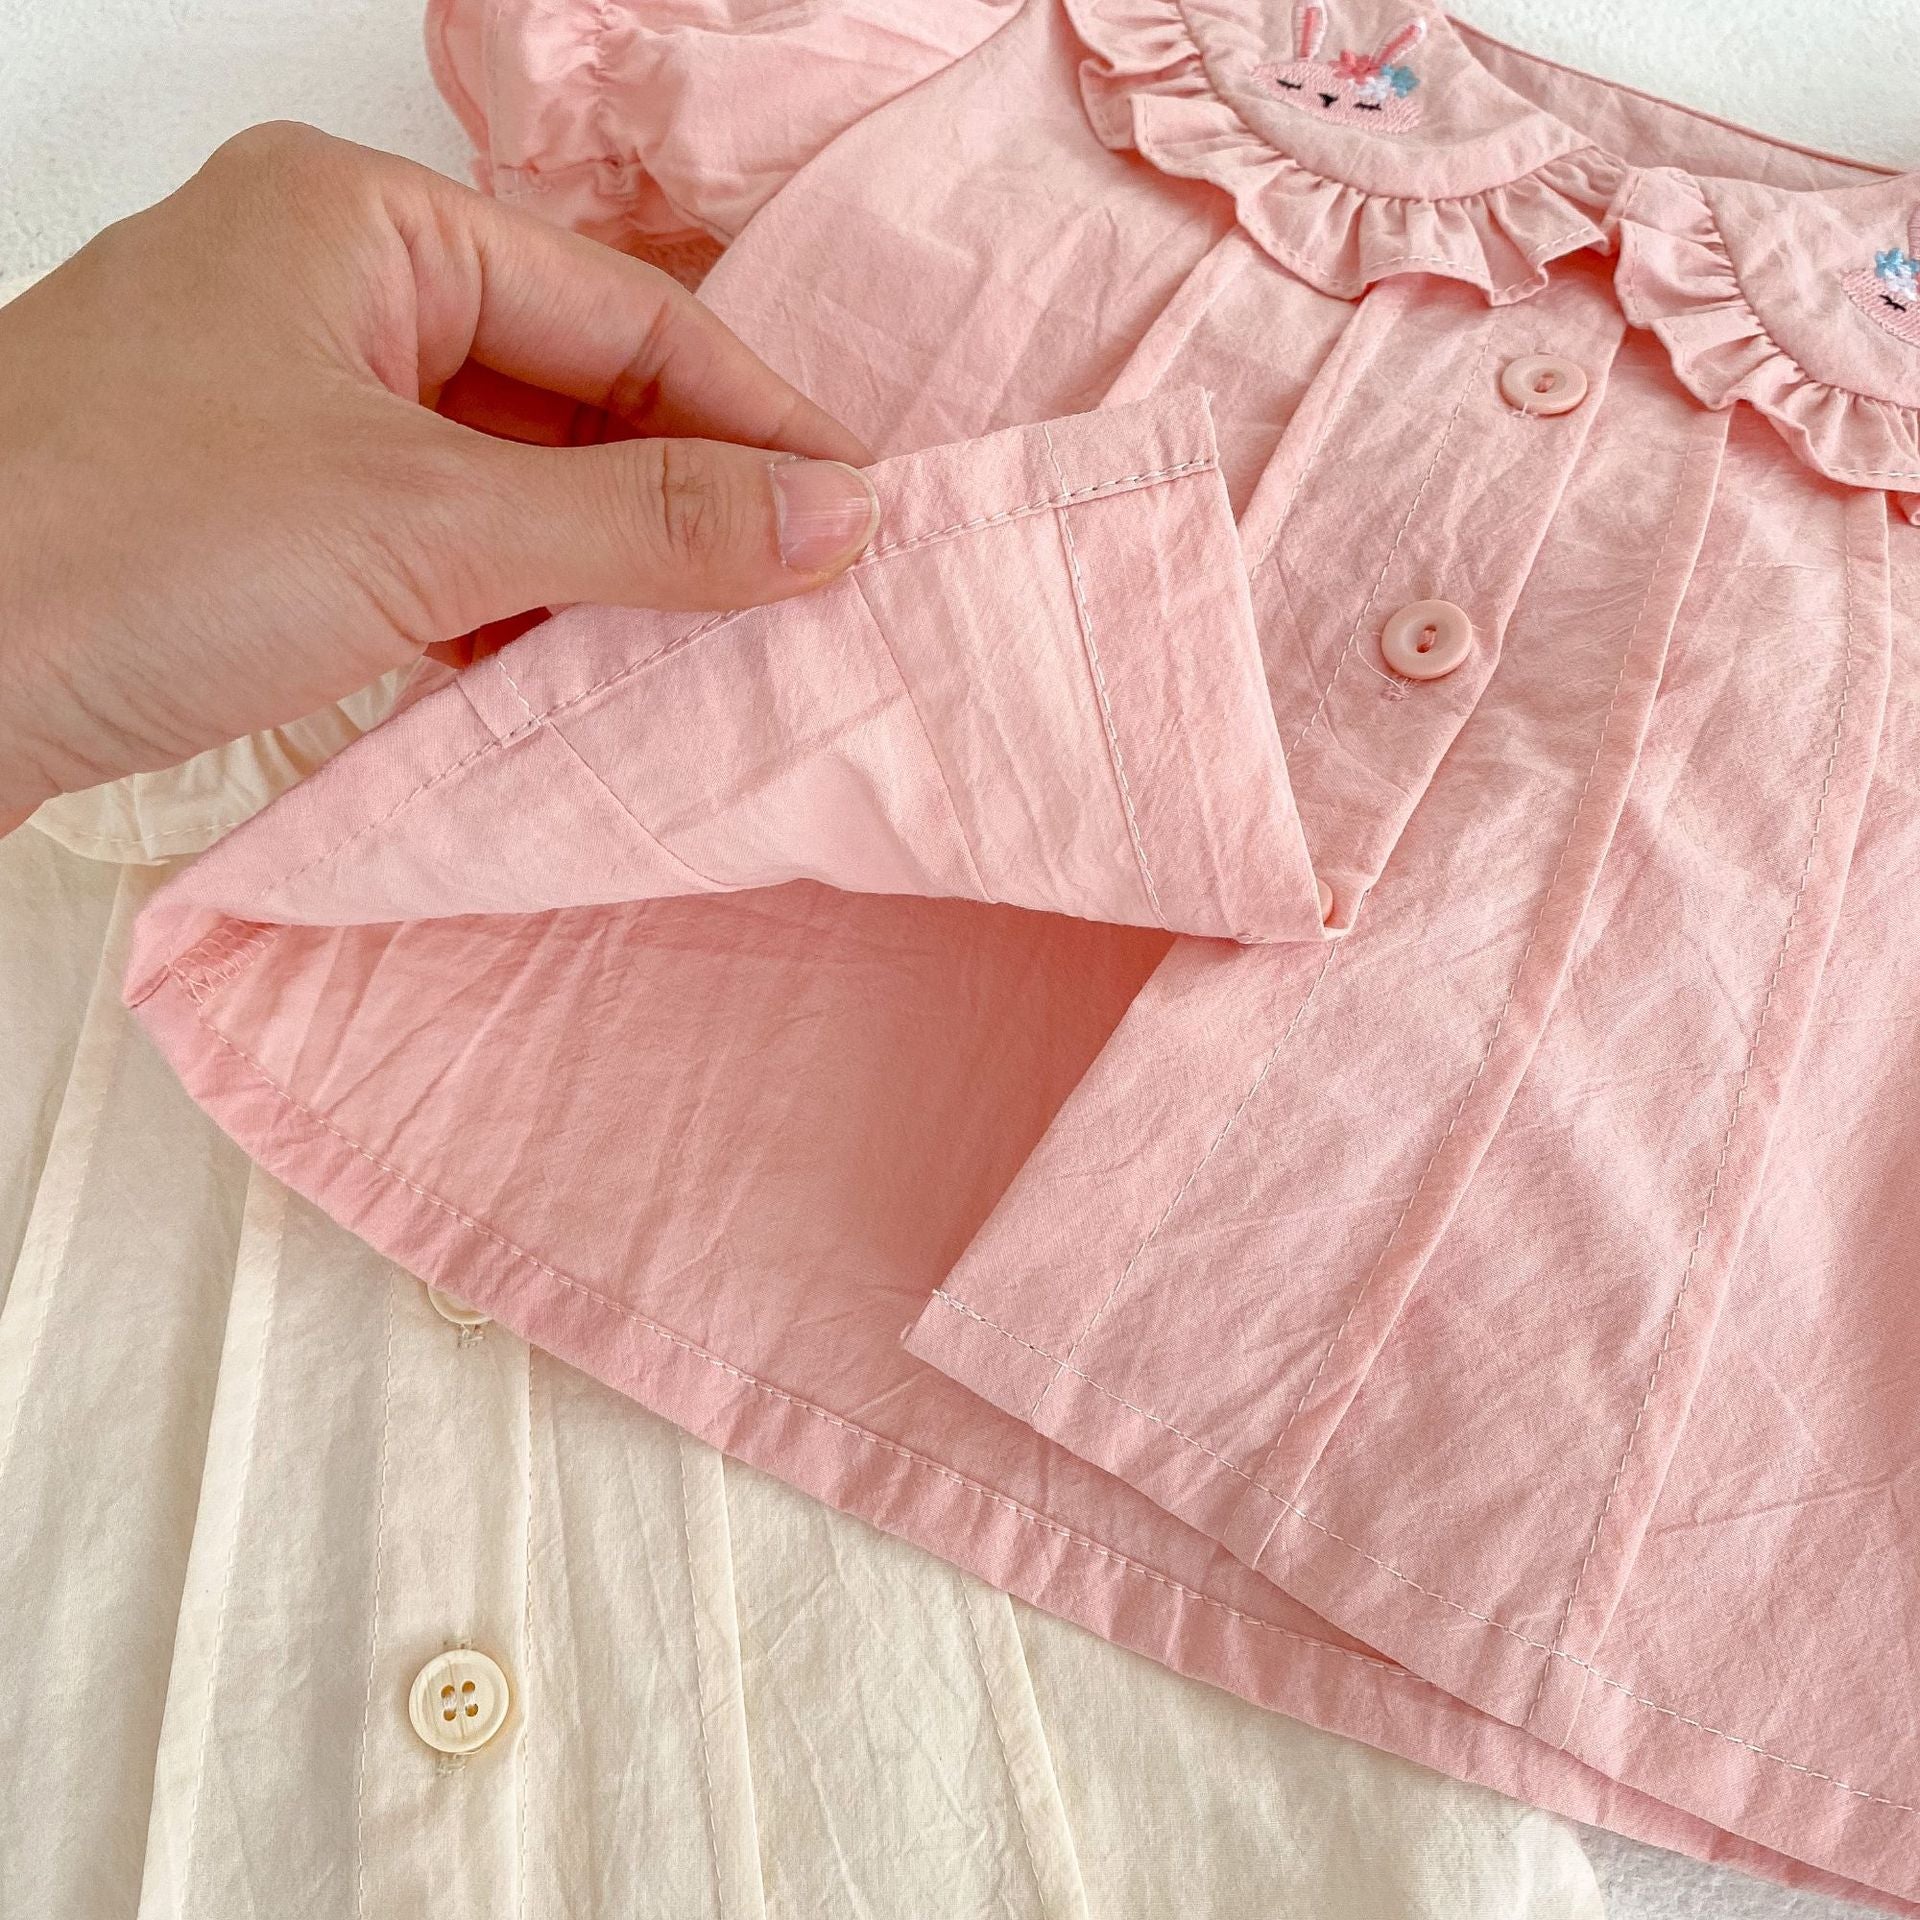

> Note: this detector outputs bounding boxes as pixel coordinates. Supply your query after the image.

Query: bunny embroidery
[1254,4,1428,132]
[1841,210,1920,349]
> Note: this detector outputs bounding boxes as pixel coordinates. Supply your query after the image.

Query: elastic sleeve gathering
[425,0,1024,252]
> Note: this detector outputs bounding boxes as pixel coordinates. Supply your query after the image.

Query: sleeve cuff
[129,385,1328,1005]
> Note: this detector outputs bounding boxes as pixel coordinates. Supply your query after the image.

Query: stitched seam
[964,1594,1053,1913]
[179,1177,283,1905]
[352,1270,397,1920]
[180,927,279,1003]
[678,1443,727,1910]
[1028,940,1342,1419]
[485,606,739,761]
[1286,329,1495,757]
[850,570,992,901]
[864,459,1211,563]
[175,918,269,984]
[1522,222,1610,264]
[585,0,617,175]
[927,1291,1915,1815]
[1811,456,1920,481]
[1537,501,1864,1745]
[1261,438,1691,1571]
[1264,598,1643,1524]
[248,460,1213,908]
[493,655,541,726]
[260,734,525,906]
[32,819,255,854]
[170,997,1405,1684]
[172,988,1916,1813]
[1041,422,1167,929]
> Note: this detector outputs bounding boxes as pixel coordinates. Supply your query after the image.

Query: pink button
[1315,874,1333,923]
[1380,599,1473,680]
[1499,353,1588,417]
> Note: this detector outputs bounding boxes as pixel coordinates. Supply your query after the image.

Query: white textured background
[0,0,468,280]
[1,2,1912,1915]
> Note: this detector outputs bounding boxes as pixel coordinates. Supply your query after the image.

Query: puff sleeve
[425,0,1023,253]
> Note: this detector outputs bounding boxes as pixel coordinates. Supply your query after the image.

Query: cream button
[1380,599,1474,680]
[1315,874,1334,923]
[427,1285,489,1327]
[409,1648,511,1754]
[1499,353,1588,417]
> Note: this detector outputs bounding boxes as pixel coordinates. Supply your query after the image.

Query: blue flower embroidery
[1353,61,1418,105]
[1875,247,1920,304]
[1841,223,1920,345]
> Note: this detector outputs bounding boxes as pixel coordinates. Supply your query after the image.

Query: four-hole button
[409,1648,511,1755]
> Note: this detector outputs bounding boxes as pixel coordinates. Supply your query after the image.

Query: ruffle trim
[1064,0,1620,307]
[424,0,710,251]
[1618,171,1920,521]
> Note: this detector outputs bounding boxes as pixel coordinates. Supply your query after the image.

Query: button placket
[1253,274,1625,924]
[1379,599,1474,680]
[355,1266,531,1915]
[1499,353,1590,416]
[427,1284,491,1328]
[409,1647,512,1754]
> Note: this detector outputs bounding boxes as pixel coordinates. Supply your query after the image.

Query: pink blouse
[126,0,1920,1906]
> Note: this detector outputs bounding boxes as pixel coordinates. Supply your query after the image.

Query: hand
[0,121,881,837]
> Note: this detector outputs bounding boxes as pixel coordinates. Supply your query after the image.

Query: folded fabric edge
[118,384,1336,1012]
[120,956,1906,1915]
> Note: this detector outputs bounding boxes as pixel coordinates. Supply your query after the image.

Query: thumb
[448,431,881,621]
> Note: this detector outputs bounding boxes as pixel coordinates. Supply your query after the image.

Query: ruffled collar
[1067,0,1624,303]
[1064,0,1920,516]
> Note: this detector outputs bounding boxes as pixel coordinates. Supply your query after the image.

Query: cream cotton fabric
[0,754,1601,1918]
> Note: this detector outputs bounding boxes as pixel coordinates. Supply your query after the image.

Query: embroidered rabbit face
[1841,209,1920,349]
[1254,4,1427,132]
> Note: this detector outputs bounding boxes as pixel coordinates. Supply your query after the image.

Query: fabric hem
[125,962,1918,1915]
[905,1285,1918,1908]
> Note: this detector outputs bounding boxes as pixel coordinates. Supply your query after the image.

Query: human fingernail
[771,457,879,573]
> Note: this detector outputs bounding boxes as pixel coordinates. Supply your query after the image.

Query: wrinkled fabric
[0,804,1605,1920]
[114,0,1920,1907]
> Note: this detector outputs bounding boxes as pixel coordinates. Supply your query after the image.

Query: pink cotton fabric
[127,0,1920,1906]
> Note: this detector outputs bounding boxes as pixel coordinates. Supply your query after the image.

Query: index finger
[387,161,874,465]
